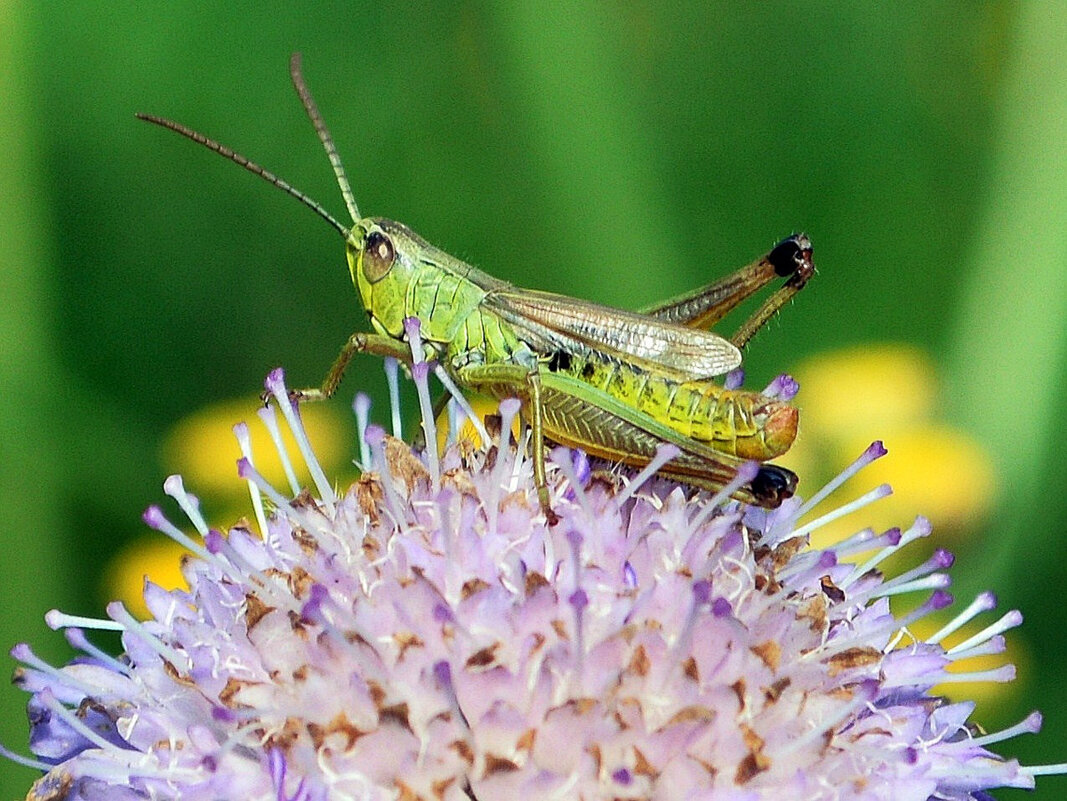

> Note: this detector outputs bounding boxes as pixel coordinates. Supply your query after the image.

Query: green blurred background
[2,2,1066,797]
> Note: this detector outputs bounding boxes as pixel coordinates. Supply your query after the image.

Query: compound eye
[362,230,395,283]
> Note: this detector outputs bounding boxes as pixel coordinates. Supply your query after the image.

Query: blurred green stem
[947,6,1067,591]
[0,1,70,794]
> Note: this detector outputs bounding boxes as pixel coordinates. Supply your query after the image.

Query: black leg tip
[749,464,798,507]
[768,234,814,279]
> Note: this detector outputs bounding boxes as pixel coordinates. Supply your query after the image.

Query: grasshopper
[138,54,813,520]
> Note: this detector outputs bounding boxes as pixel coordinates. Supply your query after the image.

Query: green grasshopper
[138,54,813,519]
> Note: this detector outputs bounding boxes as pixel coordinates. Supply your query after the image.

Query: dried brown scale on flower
[356,475,385,524]
[826,647,884,676]
[384,436,431,493]
[820,575,846,603]
[763,677,791,703]
[750,640,781,670]
[243,592,274,629]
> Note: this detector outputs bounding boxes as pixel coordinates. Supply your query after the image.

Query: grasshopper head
[346,218,421,339]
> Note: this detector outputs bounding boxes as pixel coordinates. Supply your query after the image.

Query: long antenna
[289,53,361,223]
[136,98,350,237]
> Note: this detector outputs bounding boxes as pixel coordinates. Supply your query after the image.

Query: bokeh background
[3,3,1067,797]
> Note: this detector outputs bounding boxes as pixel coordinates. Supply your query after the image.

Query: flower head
[8,366,1062,800]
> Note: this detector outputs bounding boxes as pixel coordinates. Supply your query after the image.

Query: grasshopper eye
[362,230,395,283]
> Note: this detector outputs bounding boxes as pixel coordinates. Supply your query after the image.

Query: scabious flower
[8,355,1064,800]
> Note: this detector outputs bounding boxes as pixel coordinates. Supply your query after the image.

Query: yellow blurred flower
[161,395,354,495]
[103,536,188,620]
[780,344,996,546]
[105,395,354,616]
[795,344,938,436]
[435,394,521,452]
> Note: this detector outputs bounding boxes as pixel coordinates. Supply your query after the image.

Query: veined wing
[486,288,741,381]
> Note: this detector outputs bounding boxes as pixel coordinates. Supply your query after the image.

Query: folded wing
[487,289,742,380]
